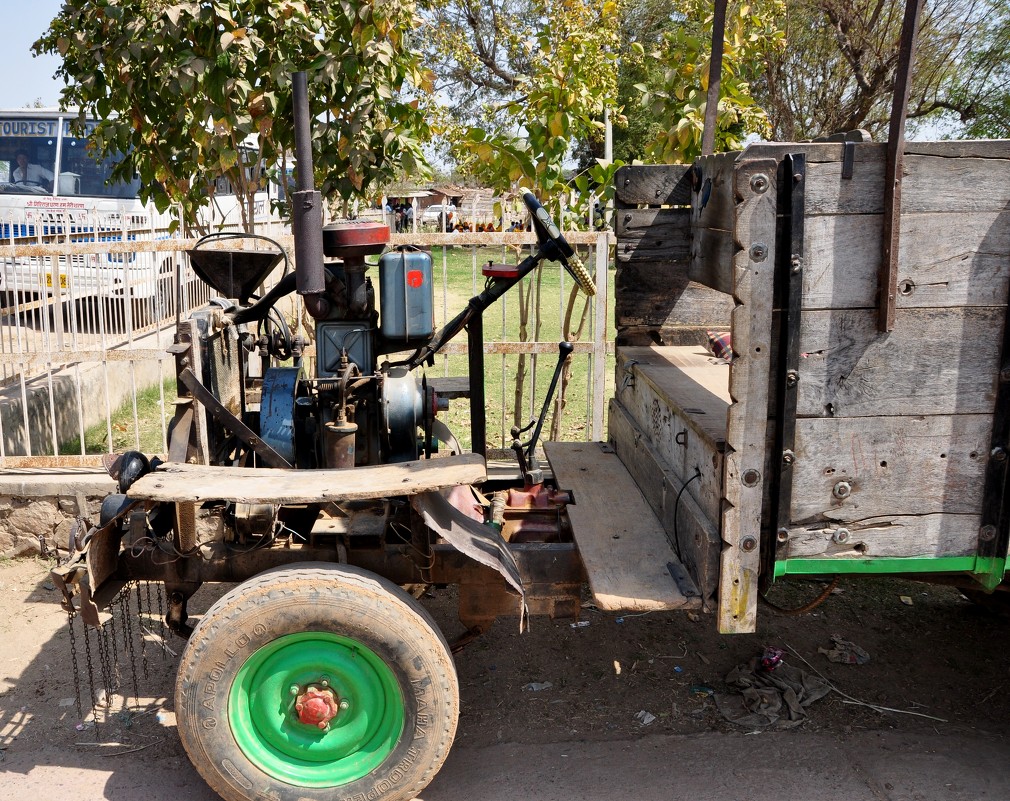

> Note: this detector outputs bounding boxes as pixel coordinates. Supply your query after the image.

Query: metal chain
[136,582,150,682]
[118,585,141,710]
[155,583,168,662]
[81,620,100,733]
[96,616,114,701]
[107,600,122,695]
[66,608,84,723]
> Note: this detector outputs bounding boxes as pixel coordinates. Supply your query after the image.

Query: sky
[2,0,65,109]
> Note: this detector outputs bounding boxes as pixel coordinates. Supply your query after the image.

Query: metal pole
[877,0,925,332]
[700,0,729,156]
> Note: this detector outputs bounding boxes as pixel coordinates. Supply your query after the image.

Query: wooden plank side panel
[615,164,694,207]
[803,154,1010,216]
[615,266,733,341]
[790,415,991,521]
[783,513,979,559]
[608,399,721,603]
[690,226,736,295]
[801,210,1010,311]
[615,207,691,263]
[129,453,488,503]
[796,307,1002,418]
[745,140,1010,164]
[544,441,701,611]
[718,157,778,634]
[614,349,726,523]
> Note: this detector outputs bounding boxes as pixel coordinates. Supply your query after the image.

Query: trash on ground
[58,697,76,708]
[687,612,700,622]
[634,710,656,726]
[674,666,683,673]
[818,635,870,665]
[900,595,914,606]
[613,660,622,676]
[760,646,785,672]
[522,681,553,692]
[714,652,831,729]
[689,684,715,698]
[570,620,590,629]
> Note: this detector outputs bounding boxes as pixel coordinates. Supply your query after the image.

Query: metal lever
[512,341,574,486]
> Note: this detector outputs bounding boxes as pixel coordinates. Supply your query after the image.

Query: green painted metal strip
[973,556,1008,591]
[773,556,979,579]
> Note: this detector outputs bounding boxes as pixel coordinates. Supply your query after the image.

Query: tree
[754,0,1010,141]
[419,0,620,199]
[35,0,432,232]
[637,0,786,163]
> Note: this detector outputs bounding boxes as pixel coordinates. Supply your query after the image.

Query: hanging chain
[81,620,100,733]
[155,582,168,661]
[136,582,150,682]
[107,600,122,696]
[96,615,114,702]
[118,585,141,710]
[66,608,84,723]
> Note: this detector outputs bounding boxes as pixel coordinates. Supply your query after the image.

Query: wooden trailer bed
[595,140,1010,633]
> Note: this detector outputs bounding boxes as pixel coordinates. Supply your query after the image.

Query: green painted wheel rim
[228,631,405,788]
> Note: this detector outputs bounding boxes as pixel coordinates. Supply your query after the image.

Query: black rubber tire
[175,563,459,801]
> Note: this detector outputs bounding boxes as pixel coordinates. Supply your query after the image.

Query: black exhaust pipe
[290,71,329,319]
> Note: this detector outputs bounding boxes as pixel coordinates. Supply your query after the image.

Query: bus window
[2,135,57,195]
[59,137,141,199]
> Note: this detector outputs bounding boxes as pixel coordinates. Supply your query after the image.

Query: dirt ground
[2,555,1010,799]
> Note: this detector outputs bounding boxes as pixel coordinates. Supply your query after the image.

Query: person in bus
[12,150,53,188]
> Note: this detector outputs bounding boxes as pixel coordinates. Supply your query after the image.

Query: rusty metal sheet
[412,490,528,627]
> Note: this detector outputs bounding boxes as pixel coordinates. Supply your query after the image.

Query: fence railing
[0,206,613,468]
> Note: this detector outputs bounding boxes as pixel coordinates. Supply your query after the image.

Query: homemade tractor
[49,73,600,801]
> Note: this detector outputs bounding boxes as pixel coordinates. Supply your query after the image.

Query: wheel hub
[292,681,346,730]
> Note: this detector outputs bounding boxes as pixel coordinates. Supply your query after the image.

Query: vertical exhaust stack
[290,71,329,320]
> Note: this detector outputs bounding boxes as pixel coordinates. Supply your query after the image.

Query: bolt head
[776,528,790,543]
[339,699,350,710]
[289,685,300,696]
[833,481,852,499]
[741,536,758,552]
[742,468,761,487]
[750,173,770,193]
[832,528,851,544]
[980,524,997,542]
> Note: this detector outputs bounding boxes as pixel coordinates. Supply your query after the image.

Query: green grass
[61,377,177,456]
[416,245,617,450]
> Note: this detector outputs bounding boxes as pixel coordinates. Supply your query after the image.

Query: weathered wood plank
[690,225,737,294]
[802,155,1010,216]
[615,348,726,523]
[692,152,741,236]
[800,210,1010,310]
[618,346,730,444]
[544,440,701,611]
[790,414,991,521]
[796,306,1002,418]
[782,513,979,558]
[128,453,487,503]
[615,207,692,263]
[745,140,1010,164]
[718,157,778,634]
[617,326,713,347]
[608,398,721,603]
[615,265,733,334]
[615,164,694,207]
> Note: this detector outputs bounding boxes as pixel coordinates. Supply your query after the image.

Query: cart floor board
[544,441,701,612]
[128,453,487,504]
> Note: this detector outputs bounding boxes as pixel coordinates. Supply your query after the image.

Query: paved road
[5,728,1009,800]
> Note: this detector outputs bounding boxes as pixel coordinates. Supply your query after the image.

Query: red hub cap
[294,686,341,729]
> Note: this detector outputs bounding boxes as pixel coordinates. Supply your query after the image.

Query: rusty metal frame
[877,0,926,332]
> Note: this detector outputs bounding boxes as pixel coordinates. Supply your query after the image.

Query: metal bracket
[974,292,1010,589]
[764,153,806,588]
[179,366,292,468]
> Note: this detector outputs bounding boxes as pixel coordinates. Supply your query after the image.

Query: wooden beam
[128,453,487,503]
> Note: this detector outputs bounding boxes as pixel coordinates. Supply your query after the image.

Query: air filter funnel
[187,233,286,303]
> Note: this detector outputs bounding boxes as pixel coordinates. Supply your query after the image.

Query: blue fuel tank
[378,248,434,341]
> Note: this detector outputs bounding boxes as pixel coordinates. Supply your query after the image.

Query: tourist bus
[0,108,276,316]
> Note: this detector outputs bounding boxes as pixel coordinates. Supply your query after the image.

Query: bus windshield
[0,114,141,199]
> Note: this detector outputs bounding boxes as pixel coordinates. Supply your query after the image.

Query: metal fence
[0,202,613,467]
